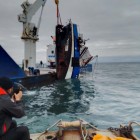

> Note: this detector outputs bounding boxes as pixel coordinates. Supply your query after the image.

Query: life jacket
[93,133,131,140]
[0,87,7,136]
[0,87,7,95]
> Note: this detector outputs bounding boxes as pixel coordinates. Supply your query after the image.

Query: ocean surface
[17,62,140,137]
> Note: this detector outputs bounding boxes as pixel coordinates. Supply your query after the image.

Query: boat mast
[18,0,47,70]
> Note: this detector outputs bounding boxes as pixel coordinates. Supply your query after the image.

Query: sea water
[17,62,140,137]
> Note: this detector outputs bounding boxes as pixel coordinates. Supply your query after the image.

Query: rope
[55,0,62,25]
[36,6,44,36]
[80,119,100,131]
[36,119,62,140]
[37,0,47,36]
[83,66,87,94]
[55,0,59,5]
[57,121,81,128]
[58,8,62,25]
[23,0,47,39]
[56,4,59,24]
[129,121,140,127]
[92,55,98,79]
[81,124,88,140]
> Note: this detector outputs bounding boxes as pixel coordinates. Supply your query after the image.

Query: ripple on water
[16,63,140,135]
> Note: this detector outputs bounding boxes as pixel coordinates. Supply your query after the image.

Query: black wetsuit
[0,87,30,140]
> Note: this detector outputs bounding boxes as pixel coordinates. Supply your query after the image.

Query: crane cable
[54,0,62,25]
[92,55,98,79]
[24,0,47,38]
[37,0,47,36]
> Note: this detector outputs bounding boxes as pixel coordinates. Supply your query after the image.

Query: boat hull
[0,45,26,78]
[71,24,80,78]
[12,73,57,89]
[55,23,73,80]
[55,22,80,80]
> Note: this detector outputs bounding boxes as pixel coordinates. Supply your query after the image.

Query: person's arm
[6,100,25,118]
[3,91,25,118]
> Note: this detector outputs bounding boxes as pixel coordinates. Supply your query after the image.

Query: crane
[18,0,47,70]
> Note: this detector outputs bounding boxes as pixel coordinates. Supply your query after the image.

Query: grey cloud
[0,0,140,63]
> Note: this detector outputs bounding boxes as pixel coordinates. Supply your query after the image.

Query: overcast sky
[0,0,140,63]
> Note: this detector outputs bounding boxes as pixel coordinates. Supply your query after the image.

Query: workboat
[30,119,140,140]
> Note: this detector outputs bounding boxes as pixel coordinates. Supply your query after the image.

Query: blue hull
[71,24,80,78]
[12,73,56,89]
[0,45,26,79]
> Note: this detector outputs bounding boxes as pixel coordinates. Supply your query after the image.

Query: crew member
[0,77,31,140]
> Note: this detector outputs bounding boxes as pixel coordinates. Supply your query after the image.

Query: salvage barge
[0,45,56,89]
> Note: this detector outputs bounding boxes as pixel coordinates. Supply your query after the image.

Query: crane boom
[19,0,47,22]
[26,0,46,22]
[18,0,47,70]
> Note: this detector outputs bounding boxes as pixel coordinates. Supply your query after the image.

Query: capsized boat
[55,21,81,80]
[31,119,140,140]
[55,20,97,80]
[55,21,75,80]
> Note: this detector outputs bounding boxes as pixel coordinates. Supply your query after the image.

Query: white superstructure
[46,44,56,67]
